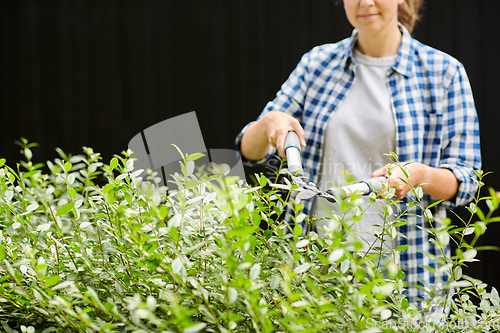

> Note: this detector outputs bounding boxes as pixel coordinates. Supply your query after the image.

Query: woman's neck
[355,25,402,58]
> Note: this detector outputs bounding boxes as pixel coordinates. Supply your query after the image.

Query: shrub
[0,140,499,332]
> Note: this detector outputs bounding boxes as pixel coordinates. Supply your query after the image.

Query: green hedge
[0,140,499,332]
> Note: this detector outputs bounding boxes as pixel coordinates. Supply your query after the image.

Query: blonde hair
[398,0,422,33]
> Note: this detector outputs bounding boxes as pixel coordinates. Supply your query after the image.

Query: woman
[235,0,481,305]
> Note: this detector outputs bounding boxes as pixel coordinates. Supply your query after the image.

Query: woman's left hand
[371,162,430,199]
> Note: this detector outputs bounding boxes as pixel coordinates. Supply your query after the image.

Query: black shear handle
[284,131,303,177]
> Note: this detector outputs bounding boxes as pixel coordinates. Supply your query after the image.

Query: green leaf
[355,268,365,280]
[69,188,76,198]
[475,205,485,221]
[45,275,61,287]
[55,147,68,161]
[474,246,500,251]
[395,244,409,252]
[0,158,5,168]
[170,227,180,243]
[227,226,256,239]
[250,264,261,280]
[426,200,444,210]
[64,162,72,172]
[389,151,398,161]
[1,321,17,333]
[105,191,115,204]
[56,202,75,216]
[293,224,303,237]
[104,302,115,312]
[22,170,41,179]
[328,249,344,264]
[101,323,115,331]
[393,221,409,228]
[414,186,423,199]
[296,239,309,248]
[486,216,500,223]
[185,180,198,190]
[103,183,115,194]
[187,153,205,162]
[110,157,119,169]
[159,206,168,220]
[184,323,207,333]
[0,246,5,261]
[353,241,363,251]
[402,298,409,310]
[259,174,267,187]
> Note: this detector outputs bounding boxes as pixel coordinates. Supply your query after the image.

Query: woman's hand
[371,162,459,201]
[261,111,306,158]
[241,111,306,160]
[371,162,430,199]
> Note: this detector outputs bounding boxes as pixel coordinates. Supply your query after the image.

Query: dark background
[1,1,499,290]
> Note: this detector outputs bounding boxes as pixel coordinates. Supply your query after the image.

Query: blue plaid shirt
[235,25,481,304]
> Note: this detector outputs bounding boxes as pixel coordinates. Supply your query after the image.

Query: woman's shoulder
[408,37,469,89]
[310,37,351,55]
[410,37,464,73]
[302,37,352,66]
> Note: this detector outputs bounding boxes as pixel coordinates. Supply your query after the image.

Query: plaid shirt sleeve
[235,51,311,165]
[439,63,481,207]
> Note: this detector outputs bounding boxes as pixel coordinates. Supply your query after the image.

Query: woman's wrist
[412,163,431,187]
[419,164,459,200]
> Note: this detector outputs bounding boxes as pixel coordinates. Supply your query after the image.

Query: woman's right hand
[260,111,306,159]
[240,111,306,161]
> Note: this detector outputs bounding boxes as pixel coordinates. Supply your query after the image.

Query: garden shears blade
[269,131,386,202]
[269,178,335,201]
[268,131,337,202]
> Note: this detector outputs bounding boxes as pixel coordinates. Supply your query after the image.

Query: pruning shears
[269,131,386,202]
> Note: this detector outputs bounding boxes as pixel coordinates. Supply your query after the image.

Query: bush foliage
[0,140,500,332]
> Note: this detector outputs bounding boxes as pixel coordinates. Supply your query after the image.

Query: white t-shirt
[311,49,397,251]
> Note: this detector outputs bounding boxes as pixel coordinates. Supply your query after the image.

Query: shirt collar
[346,23,415,78]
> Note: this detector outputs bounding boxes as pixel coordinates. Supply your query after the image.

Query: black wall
[1,0,500,290]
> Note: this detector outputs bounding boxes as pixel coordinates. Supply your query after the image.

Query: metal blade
[296,189,320,200]
[270,182,321,200]
[269,183,294,191]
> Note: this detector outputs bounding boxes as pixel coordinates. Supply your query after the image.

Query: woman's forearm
[419,165,459,201]
[240,121,272,161]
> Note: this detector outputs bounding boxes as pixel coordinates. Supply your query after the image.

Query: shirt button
[328,108,332,112]
[316,143,320,149]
